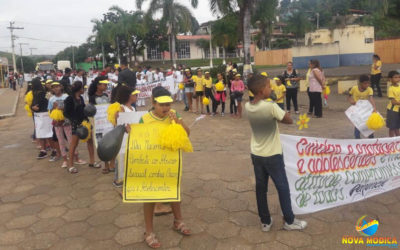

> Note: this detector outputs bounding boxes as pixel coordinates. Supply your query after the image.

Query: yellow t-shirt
[371,60,382,75]
[349,86,373,102]
[387,85,400,112]
[193,75,204,92]
[245,101,286,157]
[203,77,213,88]
[139,109,181,124]
[273,84,286,104]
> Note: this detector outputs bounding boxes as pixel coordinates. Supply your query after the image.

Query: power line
[0,20,90,29]
[18,36,81,44]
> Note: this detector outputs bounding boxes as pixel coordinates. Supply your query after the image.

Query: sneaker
[261,218,273,232]
[283,218,307,231]
[295,111,300,114]
[61,161,68,168]
[37,151,48,159]
[49,156,60,162]
[221,112,225,117]
[113,181,123,188]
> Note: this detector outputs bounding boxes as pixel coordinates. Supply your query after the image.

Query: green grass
[254,64,286,70]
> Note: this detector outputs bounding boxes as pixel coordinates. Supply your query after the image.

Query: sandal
[173,220,191,236]
[88,162,102,168]
[144,232,161,249]
[68,167,78,174]
[74,159,87,165]
[102,168,110,174]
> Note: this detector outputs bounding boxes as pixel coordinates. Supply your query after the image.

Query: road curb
[0,87,21,119]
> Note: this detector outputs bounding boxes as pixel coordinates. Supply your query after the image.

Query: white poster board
[281,134,400,215]
[34,112,53,138]
[115,111,147,182]
[93,104,114,147]
[345,100,375,137]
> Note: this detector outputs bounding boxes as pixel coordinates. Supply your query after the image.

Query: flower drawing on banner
[297,114,310,130]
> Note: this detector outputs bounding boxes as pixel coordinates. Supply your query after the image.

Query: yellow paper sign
[123,124,182,203]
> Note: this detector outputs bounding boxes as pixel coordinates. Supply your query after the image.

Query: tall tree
[252,0,279,50]
[209,0,259,80]
[212,13,239,64]
[137,0,199,67]
[286,11,310,45]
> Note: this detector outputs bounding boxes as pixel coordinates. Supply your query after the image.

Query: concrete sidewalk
[0,86,21,119]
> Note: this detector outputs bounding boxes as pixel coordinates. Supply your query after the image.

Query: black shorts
[233,91,243,102]
[52,127,58,142]
[386,109,400,129]
[195,91,204,97]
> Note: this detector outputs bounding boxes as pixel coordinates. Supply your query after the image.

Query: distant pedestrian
[60,68,72,95]
[118,59,136,89]
[307,60,325,118]
[283,62,300,114]
[386,71,400,137]
[371,54,383,97]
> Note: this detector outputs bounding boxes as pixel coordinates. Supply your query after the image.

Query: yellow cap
[235,73,241,77]
[185,69,190,72]
[205,71,210,74]
[131,90,140,95]
[261,72,268,77]
[51,82,60,86]
[46,80,53,84]
[273,77,280,81]
[99,80,111,84]
[154,95,173,103]
[232,69,237,72]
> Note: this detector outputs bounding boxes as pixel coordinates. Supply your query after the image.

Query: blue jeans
[354,127,374,139]
[251,154,294,224]
[182,90,188,108]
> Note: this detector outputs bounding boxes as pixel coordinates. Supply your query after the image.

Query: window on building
[177,41,191,59]
[205,48,217,59]
[147,45,162,60]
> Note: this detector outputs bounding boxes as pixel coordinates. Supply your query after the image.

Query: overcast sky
[0,0,215,56]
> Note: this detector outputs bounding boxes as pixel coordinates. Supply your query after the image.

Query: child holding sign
[128,86,191,248]
[348,74,376,139]
[245,74,307,232]
[386,71,400,137]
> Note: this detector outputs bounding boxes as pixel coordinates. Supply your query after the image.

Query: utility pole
[209,24,213,68]
[18,43,28,75]
[6,21,24,72]
[71,46,75,70]
[29,48,37,56]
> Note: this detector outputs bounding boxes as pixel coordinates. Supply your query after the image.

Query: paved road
[0,87,21,117]
[0,90,399,249]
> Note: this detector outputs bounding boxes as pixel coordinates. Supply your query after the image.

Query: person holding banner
[31,78,53,159]
[386,70,400,137]
[348,74,376,139]
[245,74,307,232]
[113,86,139,187]
[127,86,191,248]
[64,81,96,174]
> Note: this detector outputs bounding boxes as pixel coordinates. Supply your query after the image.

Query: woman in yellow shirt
[193,68,204,114]
[371,54,383,97]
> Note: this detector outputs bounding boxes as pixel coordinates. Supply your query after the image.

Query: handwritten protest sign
[281,134,400,214]
[34,112,53,138]
[93,104,114,147]
[123,124,182,203]
[345,100,374,137]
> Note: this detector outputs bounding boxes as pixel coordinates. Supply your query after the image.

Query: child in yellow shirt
[386,71,400,137]
[193,68,204,114]
[273,76,286,110]
[348,74,376,139]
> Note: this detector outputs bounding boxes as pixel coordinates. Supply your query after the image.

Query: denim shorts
[185,87,194,93]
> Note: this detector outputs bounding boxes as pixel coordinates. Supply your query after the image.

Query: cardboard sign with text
[123,124,182,203]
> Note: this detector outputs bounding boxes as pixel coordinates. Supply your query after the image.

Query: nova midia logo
[342,215,398,248]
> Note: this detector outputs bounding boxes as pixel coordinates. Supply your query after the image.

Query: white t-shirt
[175,70,183,83]
[146,71,153,82]
[74,76,83,82]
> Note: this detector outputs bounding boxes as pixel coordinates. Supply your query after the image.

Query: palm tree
[286,11,310,46]
[137,0,198,67]
[212,13,239,64]
[252,0,278,50]
[209,0,258,79]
